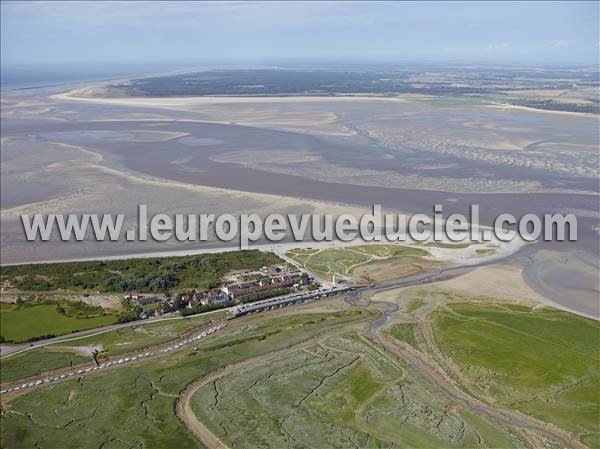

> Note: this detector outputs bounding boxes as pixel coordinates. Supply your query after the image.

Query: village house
[124,292,166,306]
[208,288,230,304]
[181,289,230,307]
[137,296,163,307]
[223,275,294,299]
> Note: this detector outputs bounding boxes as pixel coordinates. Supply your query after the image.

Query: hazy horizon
[2,58,598,90]
[2,1,598,68]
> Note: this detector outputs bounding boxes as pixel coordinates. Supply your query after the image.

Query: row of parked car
[1,322,228,395]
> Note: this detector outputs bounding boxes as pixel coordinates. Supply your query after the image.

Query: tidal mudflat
[4,98,598,252]
[1,86,598,317]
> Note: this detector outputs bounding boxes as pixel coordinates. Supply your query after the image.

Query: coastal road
[0,244,524,359]
[1,257,588,448]
[0,308,226,358]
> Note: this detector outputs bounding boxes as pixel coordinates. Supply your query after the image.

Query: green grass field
[475,248,497,255]
[285,244,429,281]
[303,248,371,278]
[1,312,226,383]
[191,332,523,448]
[404,297,425,313]
[351,245,429,258]
[387,322,421,350]
[431,303,600,447]
[57,311,226,355]
[1,348,89,384]
[1,302,118,343]
[0,310,375,449]
[3,293,596,449]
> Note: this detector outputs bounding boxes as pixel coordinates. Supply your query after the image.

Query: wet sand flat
[1,89,599,319]
[4,117,598,253]
[522,250,600,318]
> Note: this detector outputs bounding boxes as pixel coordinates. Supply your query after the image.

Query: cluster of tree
[1,333,60,344]
[109,69,490,97]
[2,250,282,293]
[116,311,141,324]
[56,300,106,319]
[26,333,57,342]
[513,99,599,114]
[180,300,236,317]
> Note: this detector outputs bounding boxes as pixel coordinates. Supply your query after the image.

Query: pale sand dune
[55,87,600,119]
[485,102,600,118]
[53,89,410,107]
[370,263,575,319]
[433,263,599,320]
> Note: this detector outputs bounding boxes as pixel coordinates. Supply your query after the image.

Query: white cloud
[486,43,510,51]
[546,40,569,49]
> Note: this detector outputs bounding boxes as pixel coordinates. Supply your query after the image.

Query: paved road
[178,262,585,449]
[0,248,515,359]
[341,260,586,449]
[1,322,228,396]
[0,253,587,448]
[1,283,350,359]
[347,264,474,332]
[0,308,226,358]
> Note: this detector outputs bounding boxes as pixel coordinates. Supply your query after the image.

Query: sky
[1,1,599,69]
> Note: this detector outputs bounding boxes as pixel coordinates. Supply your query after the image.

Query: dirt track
[174,296,585,449]
[175,331,349,449]
[1,279,589,448]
